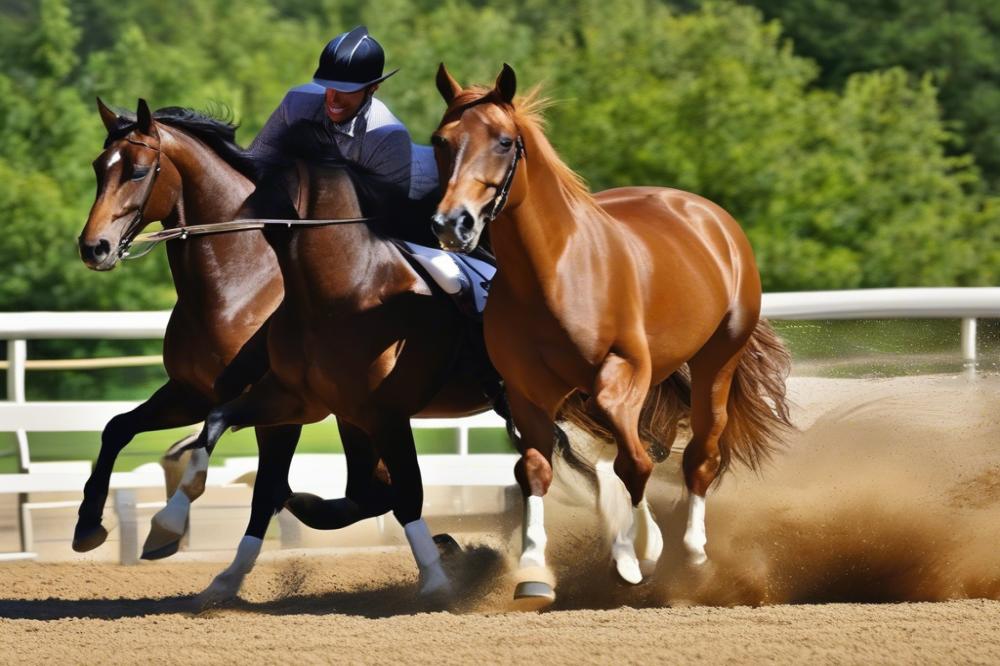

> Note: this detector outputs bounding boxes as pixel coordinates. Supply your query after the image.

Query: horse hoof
[141,520,184,560]
[614,553,643,585]
[512,581,556,611]
[72,522,108,553]
[197,573,241,609]
[687,551,708,567]
[433,533,462,558]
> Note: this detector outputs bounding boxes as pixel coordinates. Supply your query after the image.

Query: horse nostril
[80,238,112,264]
[94,238,111,260]
[93,239,111,260]
[458,209,475,232]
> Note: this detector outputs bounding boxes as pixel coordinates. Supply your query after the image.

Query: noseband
[117,138,163,259]
[480,135,525,223]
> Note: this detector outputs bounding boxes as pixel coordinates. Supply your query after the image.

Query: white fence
[1,287,998,561]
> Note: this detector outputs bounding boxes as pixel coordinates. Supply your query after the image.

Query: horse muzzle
[78,236,118,271]
[431,209,480,254]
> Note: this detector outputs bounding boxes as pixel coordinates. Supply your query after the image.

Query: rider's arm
[360,126,413,199]
[248,94,293,170]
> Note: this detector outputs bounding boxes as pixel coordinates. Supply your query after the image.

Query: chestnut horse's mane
[446,86,595,206]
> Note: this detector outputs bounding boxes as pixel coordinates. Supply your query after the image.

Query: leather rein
[116,138,374,261]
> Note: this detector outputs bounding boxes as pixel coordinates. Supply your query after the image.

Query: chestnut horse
[430,65,792,609]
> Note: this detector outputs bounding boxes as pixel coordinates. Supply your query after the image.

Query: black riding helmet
[312,26,399,93]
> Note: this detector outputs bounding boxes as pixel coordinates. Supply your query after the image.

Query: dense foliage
[1,0,997,316]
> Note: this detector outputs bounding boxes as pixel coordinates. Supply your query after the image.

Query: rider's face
[324,85,376,124]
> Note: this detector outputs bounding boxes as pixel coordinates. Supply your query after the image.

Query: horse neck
[157,126,276,309]
[272,171,400,309]
[159,126,253,228]
[491,125,602,303]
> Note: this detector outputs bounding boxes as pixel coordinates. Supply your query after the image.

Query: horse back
[586,186,762,367]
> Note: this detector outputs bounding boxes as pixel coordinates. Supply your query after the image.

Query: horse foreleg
[145,372,322,560]
[73,380,211,552]
[199,424,301,607]
[505,389,558,611]
[591,352,662,584]
[284,420,393,529]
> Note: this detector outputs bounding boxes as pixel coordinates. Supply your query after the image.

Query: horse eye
[431,134,448,148]
[498,136,513,149]
[130,167,149,181]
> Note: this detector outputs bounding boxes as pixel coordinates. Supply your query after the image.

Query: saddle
[393,241,495,320]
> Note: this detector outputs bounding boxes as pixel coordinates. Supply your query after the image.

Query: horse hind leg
[680,331,748,566]
[284,420,393,530]
[144,371,322,560]
[590,353,663,584]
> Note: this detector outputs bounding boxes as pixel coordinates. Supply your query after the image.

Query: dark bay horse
[75,99,301,556]
[77,100,493,603]
[430,65,792,609]
[138,125,499,603]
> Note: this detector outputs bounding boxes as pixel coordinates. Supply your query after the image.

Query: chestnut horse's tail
[557,318,791,475]
[718,318,793,475]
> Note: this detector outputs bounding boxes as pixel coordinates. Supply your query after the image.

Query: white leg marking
[683,493,708,565]
[157,487,191,535]
[519,495,547,569]
[154,447,208,534]
[633,498,663,577]
[404,518,452,596]
[199,535,262,605]
[611,507,642,584]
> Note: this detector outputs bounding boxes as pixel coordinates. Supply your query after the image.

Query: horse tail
[718,318,794,475]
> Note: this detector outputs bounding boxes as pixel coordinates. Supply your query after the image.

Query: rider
[248,25,438,214]
[248,25,494,314]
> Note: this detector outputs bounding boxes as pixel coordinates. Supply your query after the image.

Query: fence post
[7,339,32,553]
[113,489,139,565]
[457,425,469,456]
[961,318,977,366]
[277,508,302,549]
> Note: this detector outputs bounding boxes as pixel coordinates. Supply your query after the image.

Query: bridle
[104,129,379,263]
[116,137,163,260]
[479,135,525,224]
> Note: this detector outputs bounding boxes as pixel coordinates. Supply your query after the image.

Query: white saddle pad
[401,242,495,314]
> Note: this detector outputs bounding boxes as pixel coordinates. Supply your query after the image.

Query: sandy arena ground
[2,375,1000,664]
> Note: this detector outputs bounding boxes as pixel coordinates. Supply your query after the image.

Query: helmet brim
[311,68,399,93]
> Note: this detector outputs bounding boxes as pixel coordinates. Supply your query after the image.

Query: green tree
[744,0,1000,190]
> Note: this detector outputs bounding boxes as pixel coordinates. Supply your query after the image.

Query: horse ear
[495,63,517,104]
[436,63,462,104]
[96,97,119,133]
[136,98,158,137]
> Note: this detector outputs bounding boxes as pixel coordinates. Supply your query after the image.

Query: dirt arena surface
[2,375,1000,664]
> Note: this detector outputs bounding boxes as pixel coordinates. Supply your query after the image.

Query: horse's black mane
[105,105,258,181]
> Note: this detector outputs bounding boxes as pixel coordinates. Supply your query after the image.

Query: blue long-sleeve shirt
[248,83,437,201]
